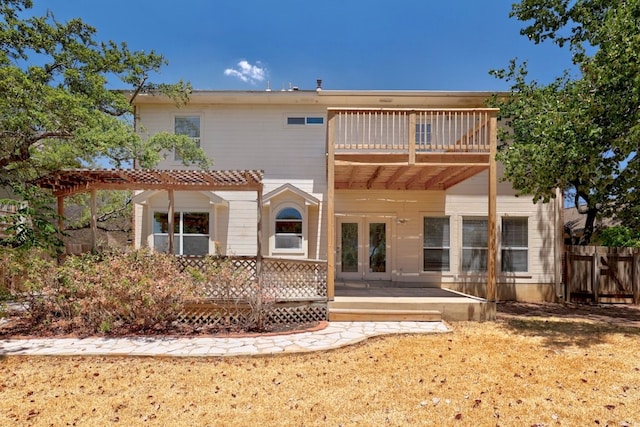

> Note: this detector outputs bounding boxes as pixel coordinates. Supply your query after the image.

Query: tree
[0,0,210,250]
[490,0,640,244]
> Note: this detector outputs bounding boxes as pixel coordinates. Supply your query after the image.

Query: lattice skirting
[178,300,328,328]
[175,256,328,300]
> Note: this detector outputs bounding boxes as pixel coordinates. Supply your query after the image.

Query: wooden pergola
[36,169,264,264]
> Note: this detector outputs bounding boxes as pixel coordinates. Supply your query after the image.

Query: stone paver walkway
[0,321,449,357]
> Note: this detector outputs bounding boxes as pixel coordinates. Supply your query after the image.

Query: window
[174,116,200,161]
[153,211,209,255]
[415,123,432,146]
[502,217,528,272]
[423,217,450,271]
[275,207,302,249]
[287,116,324,125]
[462,218,487,271]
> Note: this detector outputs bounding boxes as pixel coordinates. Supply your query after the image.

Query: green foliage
[491,0,640,244]
[0,0,212,250]
[0,246,55,298]
[0,185,62,253]
[593,225,640,248]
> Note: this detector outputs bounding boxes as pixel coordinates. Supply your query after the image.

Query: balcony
[327,108,498,190]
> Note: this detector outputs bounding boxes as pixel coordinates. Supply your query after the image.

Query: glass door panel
[368,222,386,273]
[341,222,359,273]
[337,217,391,280]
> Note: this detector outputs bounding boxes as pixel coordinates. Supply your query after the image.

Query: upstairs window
[287,116,324,126]
[462,218,487,272]
[502,217,528,272]
[423,217,450,271]
[415,123,432,146]
[174,116,200,161]
[275,207,302,249]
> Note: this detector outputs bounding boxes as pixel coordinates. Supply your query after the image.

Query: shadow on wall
[537,202,557,296]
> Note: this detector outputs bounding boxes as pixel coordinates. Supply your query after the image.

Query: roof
[36,169,264,197]
[128,89,506,109]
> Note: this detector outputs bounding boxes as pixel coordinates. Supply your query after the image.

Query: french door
[337,217,391,280]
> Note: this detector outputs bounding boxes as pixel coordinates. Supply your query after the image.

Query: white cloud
[224,60,267,85]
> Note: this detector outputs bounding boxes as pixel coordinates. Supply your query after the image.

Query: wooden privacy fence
[565,246,640,304]
[175,256,328,327]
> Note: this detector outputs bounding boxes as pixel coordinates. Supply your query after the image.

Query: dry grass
[2,306,640,426]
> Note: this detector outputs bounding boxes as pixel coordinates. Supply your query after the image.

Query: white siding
[137,104,328,188]
[333,173,557,287]
[134,96,560,300]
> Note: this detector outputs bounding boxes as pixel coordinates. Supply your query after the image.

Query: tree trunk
[579,207,598,245]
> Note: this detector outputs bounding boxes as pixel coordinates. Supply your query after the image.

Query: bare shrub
[187,256,276,332]
[25,248,199,334]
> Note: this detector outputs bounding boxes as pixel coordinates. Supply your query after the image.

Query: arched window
[275,207,302,249]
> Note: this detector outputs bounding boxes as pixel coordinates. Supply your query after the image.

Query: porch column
[408,111,416,165]
[57,195,65,256]
[167,189,175,254]
[57,195,64,238]
[90,188,98,253]
[256,183,263,285]
[487,114,498,304]
[327,110,336,299]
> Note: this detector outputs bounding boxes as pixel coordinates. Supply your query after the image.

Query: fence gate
[565,246,640,304]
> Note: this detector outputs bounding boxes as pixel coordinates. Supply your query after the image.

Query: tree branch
[0,131,73,169]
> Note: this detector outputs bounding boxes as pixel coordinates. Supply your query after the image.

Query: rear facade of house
[131,89,564,304]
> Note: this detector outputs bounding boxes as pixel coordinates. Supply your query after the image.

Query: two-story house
[126,88,564,316]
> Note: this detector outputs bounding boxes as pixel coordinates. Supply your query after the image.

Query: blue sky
[27,0,576,91]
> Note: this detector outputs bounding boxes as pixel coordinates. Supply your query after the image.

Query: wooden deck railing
[176,255,328,300]
[176,255,328,327]
[331,108,493,153]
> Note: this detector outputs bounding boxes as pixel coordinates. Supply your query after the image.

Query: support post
[486,114,498,304]
[633,250,639,305]
[90,189,98,253]
[256,183,263,286]
[57,194,64,237]
[167,190,175,254]
[592,250,600,304]
[57,196,65,259]
[408,111,416,165]
[327,110,336,300]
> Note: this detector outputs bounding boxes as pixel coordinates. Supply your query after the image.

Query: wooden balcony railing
[330,108,495,154]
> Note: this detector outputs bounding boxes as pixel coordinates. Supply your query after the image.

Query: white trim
[421,215,452,273]
[132,190,161,205]
[149,206,215,255]
[499,215,530,274]
[199,191,228,207]
[270,200,307,258]
[263,184,319,207]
